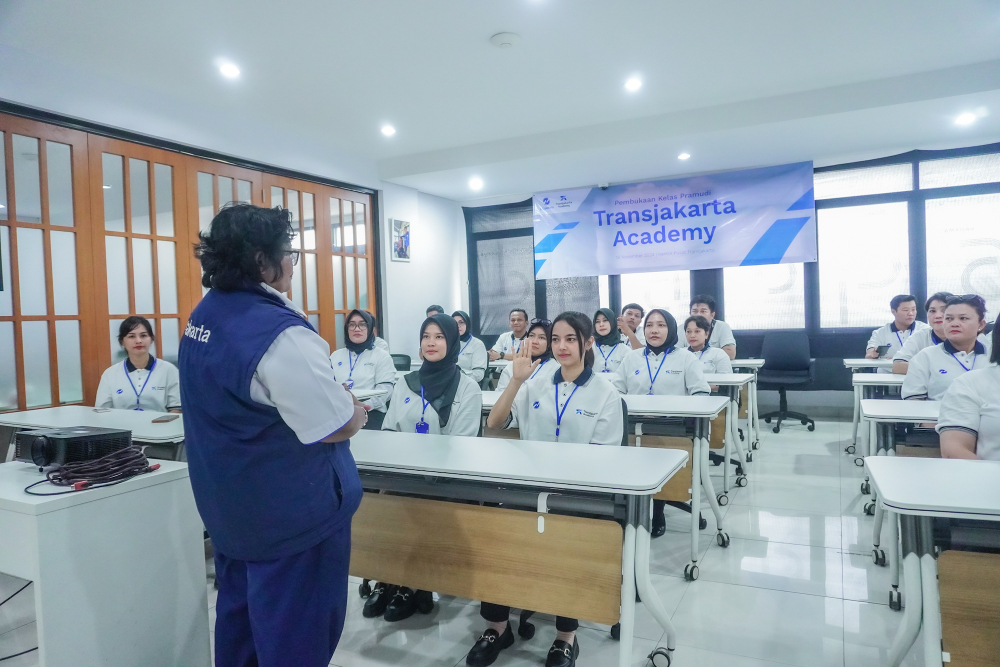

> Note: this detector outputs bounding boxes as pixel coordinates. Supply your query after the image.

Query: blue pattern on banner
[739,217,811,266]
[534,233,568,253]
[553,222,579,231]
[535,259,546,274]
[786,188,814,211]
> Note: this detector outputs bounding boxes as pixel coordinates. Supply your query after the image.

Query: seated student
[452,311,489,383]
[472,311,622,667]
[96,316,181,412]
[936,325,1000,460]
[611,309,710,537]
[685,315,733,376]
[372,314,482,622]
[865,294,927,372]
[489,308,529,361]
[372,324,390,353]
[689,295,736,359]
[902,295,987,401]
[619,303,645,349]
[593,308,629,373]
[893,292,952,374]
[496,318,556,390]
[329,309,396,430]
[426,304,444,317]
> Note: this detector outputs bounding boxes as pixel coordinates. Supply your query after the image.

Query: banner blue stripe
[553,221,579,230]
[534,233,568,253]
[534,259,546,274]
[786,188,814,211]
[739,217,811,266]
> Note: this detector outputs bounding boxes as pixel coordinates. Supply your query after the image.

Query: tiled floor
[200,419,924,667]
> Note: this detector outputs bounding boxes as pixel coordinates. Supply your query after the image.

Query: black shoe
[651,510,666,538]
[466,623,514,666]
[384,587,433,622]
[545,638,579,667]
[362,583,396,618]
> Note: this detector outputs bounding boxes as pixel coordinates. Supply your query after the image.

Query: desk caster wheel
[872,549,886,566]
[861,481,870,495]
[735,464,745,476]
[772,426,781,434]
[746,452,754,463]
[647,647,672,667]
[864,502,876,516]
[889,590,902,611]
[736,475,748,487]
[854,457,865,467]
[845,445,856,455]
[699,514,708,530]
[752,441,759,450]
[684,564,699,581]
[764,417,772,423]
[359,580,372,598]
[739,428,745,442]
[716,532,730,548]
[717,493,729,506]
[610,623,620,641]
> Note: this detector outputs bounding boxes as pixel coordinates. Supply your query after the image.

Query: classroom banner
[532,161,816,279]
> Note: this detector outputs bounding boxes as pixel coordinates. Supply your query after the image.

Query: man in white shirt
[865,294,927,373]
[619,303,645,349]
[489,308,530,361]
[690,295,736,360]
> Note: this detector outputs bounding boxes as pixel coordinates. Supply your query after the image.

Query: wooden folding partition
[939,550,1000,665]
[630,435,692,502]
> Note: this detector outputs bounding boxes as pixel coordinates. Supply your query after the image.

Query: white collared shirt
[894,328,991,364]
[611,346,711,396]
[381,373,482,436]
[497,357,559,391]
[96,357,181,412]
[689,346,733,374]
[707,319,736,350]
[620,328,646,346]
[491,331,528,357]
[373,337,389,353]
[508,367,623,446]
[902,341,987,401]
[457,336,489,383]
[936,364,1000,461]
[867,321,928,372]
[329,346,396,412]
[595,341,629,374]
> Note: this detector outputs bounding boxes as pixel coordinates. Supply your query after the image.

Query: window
[813,164,912,199]
[818,203,909,328]
[724,264,805,329]
[620,270,690,321]
[926,193,1000,317]
[920,154,1000,189]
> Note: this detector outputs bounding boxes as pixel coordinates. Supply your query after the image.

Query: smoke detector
[490,32,521,49]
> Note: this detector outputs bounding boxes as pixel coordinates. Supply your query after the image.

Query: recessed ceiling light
[490,32,521,48]
[469,177,484,191]
[381,125,396,137]
[678,153,691,160]
[955,112,977,126]
[103,184,111,189]
[219,62,240,79]
[625,77,642,92]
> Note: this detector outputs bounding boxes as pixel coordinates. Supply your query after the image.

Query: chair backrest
[760,331,811,371]
[390,354,411,371]
[620,398,629,447]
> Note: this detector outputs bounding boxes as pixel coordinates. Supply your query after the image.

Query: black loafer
[384,587,433,622]
[466,624,514,666]
[362,582,396,618]
[651,511,666,538]
[545,638,579,667]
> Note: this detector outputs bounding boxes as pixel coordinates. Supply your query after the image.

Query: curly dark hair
[195,203,295,291]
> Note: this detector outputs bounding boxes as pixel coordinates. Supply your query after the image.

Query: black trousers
[480,602,578,632]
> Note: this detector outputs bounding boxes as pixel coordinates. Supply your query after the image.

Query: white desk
[0,460,209,666]
[351,388,390,401]
[866,457,1000,667]
[731,359,764,449]
[704,373,755,493]
[844,358,897,446]
[349,429,689,666]
[850,374,906,459]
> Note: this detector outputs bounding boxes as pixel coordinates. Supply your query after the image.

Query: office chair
[757,331,815,433]
[390,354,411,371]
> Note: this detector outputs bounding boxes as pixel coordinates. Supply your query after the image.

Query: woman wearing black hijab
[453,310,489,383]
[329,309,397,430]
[369,314,483,621]
[593,308,628,373]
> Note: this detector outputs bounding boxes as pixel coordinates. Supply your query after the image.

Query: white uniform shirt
[595,341,629,374]
[497,357,559,391]
[620,328,645,346]
[96,357,181,412]
[508,367,623,446]
[247,283,356,444]
[893,328,991,364]
[707,319,737,351]
[690,346,733,374]
[456,336,489,383]
[867,321,929,373]
[329,346,396,412]
[611,346,711,396]
[491,331,528,357]
[381,373,482,436]
[901,341,987,401]
[935,364,1000,461]
[373,337,389,353]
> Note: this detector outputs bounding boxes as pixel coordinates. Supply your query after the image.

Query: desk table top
[703,373,754,387]
[860,399,939,423]
[853,374,905,386]
[865,457,1000,520]
[0,406,184,443]
[844,359,895,369]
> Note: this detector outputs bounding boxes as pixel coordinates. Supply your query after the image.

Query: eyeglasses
[530,318,551,328]
[347,322,369,330]
[284,249,300,266]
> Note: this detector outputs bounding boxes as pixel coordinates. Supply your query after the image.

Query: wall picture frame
[391,218,411,262]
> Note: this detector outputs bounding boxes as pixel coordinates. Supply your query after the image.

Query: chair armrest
[808,358,816,382]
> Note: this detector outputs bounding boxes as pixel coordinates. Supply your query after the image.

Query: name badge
[415,420,430,434]
[344,380,354,389]
[132,407,145,411]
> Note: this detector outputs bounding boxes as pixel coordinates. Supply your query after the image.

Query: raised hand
[510,340,540,383]
[617,316,633,334]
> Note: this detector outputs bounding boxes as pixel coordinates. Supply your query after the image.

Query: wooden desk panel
[631,435,691,502]
[939,550,1000,666]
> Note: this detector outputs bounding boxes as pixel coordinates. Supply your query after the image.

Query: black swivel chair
[757,331,816,433]
[390,354,411,371]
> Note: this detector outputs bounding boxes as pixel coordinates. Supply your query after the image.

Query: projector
[15,427,132,467]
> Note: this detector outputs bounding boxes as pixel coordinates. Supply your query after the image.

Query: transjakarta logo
[184,321,211,343]
[404,397,411,404]
[533,401,540,409]
[592,195,734,248]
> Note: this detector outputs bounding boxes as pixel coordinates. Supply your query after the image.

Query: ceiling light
[625,77,642,92]
[469,177,484,191]
[955,112,977,126]
[678,153,691,160]
[490,32,521,48]
[219,62,240,79]
[381,125,396,137]
[103,184,111,189]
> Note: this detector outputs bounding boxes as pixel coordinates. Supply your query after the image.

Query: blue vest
[178,286,362,561]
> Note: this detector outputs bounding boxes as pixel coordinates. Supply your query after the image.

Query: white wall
[379,183,468,361]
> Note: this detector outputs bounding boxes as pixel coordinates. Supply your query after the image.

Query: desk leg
[918,516,943,667]
[888,515,931,667]
[888,510,901,611]
[852,381,861,446]
[729,390,749,474]
[635,495,676,658]
[690,423,703,569]
[619,497,638,667]
[749,375,761,450]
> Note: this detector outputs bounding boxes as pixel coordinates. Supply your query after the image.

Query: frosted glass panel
[154,163,174,236]
[305,253,318,310]
[921,154,1000,189]
[620,270,691,321]
[129,158,150,234]
[356,202,366,254]
[289,277,303,312]
[109,319,126,362]
[334,313,344,349]
[926,194,1000,316]
[50,230,78,316]
[0,226,11,316]
[102,153,125,232]
[0,322,16,410]
[724,263,805,329]
[16,227,46,316]
[818,203,909,328]
[288,190,300,249]
[237,179,251,204]
[218,176,233,208]
[105,236,130,314]
[132,238,154,313]
[357,258,368,309]
[0,132,7,221]
[157,241,177,314]
[271,186,284,208]
[197,172,213,230]
[343,202,354,253]
[814,164,911,200]
[46,142,74,227]
[345,257,356,310]
[159,318,180,364]
[303,193,315,249]
[22,320,51,407]
[55,320,82,404]
[332,256,344,309]
[12,135,41,223]
[308,314,319,331]
[330,198,341,252]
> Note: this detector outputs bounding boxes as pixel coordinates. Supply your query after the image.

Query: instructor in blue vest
[179,203,368,667]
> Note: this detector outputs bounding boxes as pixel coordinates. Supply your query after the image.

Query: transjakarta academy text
[592,194,735,247]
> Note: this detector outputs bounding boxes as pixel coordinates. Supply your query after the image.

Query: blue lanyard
[950,351,977,372]
[348,351,362,379]
[645,348,670,395]
[554,382,580,438]
[123,359,156,410]
[415,386,431,432]
[531,358,548,379]
[598,343,619,370]
[895,330,903,348]
[460,338,473,356]
[931,331,942,345]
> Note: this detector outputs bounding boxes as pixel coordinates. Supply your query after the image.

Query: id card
[344,380,354,389]
[415,420,430,434]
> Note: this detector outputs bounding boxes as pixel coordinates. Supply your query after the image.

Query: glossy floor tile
[696,537,845,598]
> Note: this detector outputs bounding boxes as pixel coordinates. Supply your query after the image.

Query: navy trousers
[213,522,352,667]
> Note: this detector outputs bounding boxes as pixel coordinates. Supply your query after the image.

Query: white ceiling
[2,0,999,202]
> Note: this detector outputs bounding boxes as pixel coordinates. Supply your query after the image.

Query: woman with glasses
[593,308,628,373]
[453,310,489,383]
[496,318,556,390]
[330,309,396,430]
